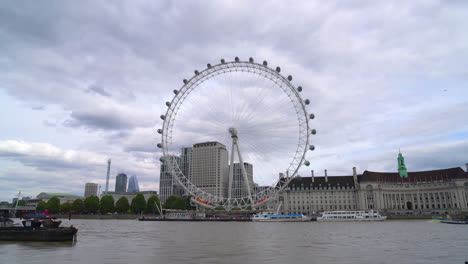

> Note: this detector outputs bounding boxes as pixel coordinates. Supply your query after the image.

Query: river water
[1,219,467,264]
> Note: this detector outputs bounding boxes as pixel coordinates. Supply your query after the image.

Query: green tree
[130,194,146,214]
[72,199,84,213]
[84,196,100,214]
[36,201,47,212]
[46,197,61,214]
[163,196,186,210]
[100,195,115,214]
[60,202,72,213]
[146,195,161,214]
[184,196,196,210]
[115,197,130,214]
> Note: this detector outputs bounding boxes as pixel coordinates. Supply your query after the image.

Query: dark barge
[0,226,78,241]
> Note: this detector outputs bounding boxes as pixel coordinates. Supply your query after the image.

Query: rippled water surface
[1,219,467,264]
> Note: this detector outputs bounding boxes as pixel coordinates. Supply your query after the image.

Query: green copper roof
[398,151,408,178]
[45,193,82,197]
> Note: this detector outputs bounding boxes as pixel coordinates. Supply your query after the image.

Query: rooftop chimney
[325,169,328,182]
[353,166,358,185]
[311,170,314,183]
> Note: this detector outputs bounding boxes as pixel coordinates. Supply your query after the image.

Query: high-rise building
[115,173,128,193]
[159,155,182,203]
[190,142,229,199]
[84,183,99,197]
[181,147,192,181]
[159,148,192,203]
[127,175,140,193]
[230,162,254,199]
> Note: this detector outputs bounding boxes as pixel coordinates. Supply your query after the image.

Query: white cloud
[0,140,158,201]
[0,0,467,201]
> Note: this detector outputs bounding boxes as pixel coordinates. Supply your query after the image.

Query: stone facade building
[84,183,98,197]
[102,191,158,203]
[278,162,468,215]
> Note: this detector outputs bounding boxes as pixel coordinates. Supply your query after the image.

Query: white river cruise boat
[252,213,311,222]
[317,210,387,222]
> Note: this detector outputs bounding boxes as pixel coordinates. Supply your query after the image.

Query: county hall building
[278,153,468,215]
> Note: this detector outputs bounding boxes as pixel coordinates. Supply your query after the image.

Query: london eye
[158,57,316,210]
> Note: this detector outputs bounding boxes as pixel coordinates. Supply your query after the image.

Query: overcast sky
[1,1,468,202]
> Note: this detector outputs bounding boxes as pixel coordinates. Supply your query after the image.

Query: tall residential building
[127,175,140,193]
[181,147,193,181]
[115,173,128,193]
[84,183,99,197]
[159,155,183,203]
[230,162,254,199]
[190,142,229,200]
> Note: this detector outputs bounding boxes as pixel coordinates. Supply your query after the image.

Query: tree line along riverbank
[31,194,194,216]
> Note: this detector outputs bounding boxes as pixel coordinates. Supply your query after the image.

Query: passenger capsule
[157,143,162,148]
[183,79,188,84]
[165,101,171,107]
[288,75,292,81]
[309,113,315,119]
[194,70,199,75]
[207,63,212,68]
[221,59,225,63]
[157,129,162,134]
[304,99,310,105]
[309,145,315,151]
[173,89,179,95]
[311,129,316,135]
[304,160,310,166]
[249,57,254,63]
[235,57,240,62]
[276,67,281,72]
[297,86,302,92]
[160,115,165,120]
[159,157,165,162]
[263,61,268,66]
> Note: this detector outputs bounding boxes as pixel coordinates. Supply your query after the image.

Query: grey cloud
[86,84,111,97]
[63,104,156,130]
[42,120,57,127]
[1,1,468,199]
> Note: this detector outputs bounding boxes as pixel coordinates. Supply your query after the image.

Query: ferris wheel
[158,57,316,210]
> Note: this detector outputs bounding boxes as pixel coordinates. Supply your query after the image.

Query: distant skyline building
[127,175,140,193]
[84,183,99,197]
[190,142,229,199]
[159,155,183,203]
[230,162,254,199]
[115,173,128,193]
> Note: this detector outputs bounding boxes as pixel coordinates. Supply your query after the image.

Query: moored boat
[440,219,468,225]
[437,213,468,225]
[317,210,387,222]
[252,213,311,222]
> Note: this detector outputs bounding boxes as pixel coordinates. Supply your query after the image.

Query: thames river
[1,219,467,264]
